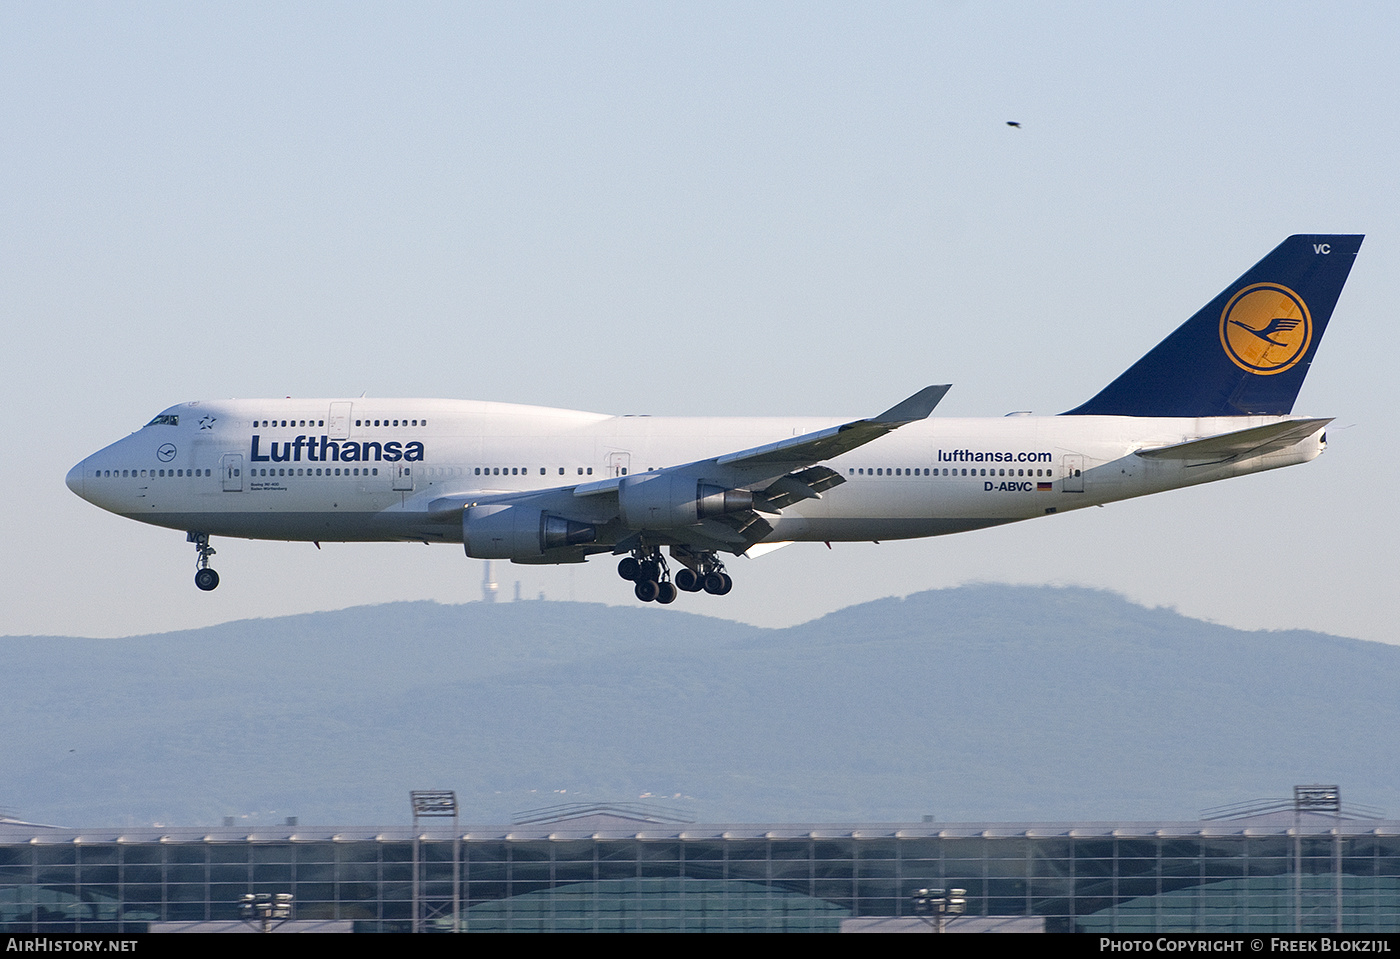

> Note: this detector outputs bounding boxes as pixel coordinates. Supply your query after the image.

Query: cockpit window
[144,414,179,427]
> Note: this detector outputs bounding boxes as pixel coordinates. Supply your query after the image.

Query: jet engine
[463,504,596,560]
[617,474,753,529]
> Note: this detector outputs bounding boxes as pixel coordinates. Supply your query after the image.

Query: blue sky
[3,1,1396,643]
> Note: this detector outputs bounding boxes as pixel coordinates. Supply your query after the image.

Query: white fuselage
[66,398,1326,550]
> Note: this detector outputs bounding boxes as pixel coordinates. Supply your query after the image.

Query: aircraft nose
[66,460,85,498]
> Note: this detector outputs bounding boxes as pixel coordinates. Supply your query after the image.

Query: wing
[430,385,951,557]
[601,383,950,553]
[573,384,950,497]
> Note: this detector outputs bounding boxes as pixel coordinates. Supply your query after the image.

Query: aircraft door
[391,464,414,491]
[221,453,244,492]
[1062,454,1084,492]
[607,451,630,477]
[328,402,352,440]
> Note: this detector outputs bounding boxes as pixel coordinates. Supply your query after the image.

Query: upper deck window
[144,414,179,427]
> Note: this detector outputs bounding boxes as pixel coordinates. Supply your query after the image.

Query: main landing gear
[617,549,676,604]
[188,531,219,591]
[617,547,732,603]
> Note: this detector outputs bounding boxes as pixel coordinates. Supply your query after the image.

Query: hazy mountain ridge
[4,586,1394,827]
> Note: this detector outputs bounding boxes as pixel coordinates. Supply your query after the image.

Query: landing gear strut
[188,531,219,591]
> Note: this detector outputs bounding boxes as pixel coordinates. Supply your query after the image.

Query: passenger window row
[253,418,428,428]
[850,467,1054,477]
[96,469,212,478]
[851,467,934,476]
[98,464,1056,482]
[474,467,595,477]
[250,468,380,477]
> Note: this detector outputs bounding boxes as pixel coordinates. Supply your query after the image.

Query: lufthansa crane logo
[1219,282,1312,375]
[157,443,177,462]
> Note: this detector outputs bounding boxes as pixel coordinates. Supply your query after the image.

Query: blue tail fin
[1064,235,1362,417]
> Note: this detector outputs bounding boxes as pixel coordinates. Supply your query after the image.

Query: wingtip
[873,384,951,424]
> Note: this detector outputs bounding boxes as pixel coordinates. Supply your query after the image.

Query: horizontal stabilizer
[1135,418,1332,463]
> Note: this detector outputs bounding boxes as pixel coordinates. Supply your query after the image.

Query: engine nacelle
[463,504,596,560]
[617,474,753,529]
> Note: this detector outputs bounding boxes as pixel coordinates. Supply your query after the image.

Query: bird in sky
[1006,121,1022,128]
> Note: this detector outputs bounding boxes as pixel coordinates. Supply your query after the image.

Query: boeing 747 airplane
[67,235,1361,603]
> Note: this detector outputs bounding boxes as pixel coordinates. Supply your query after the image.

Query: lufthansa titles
[250,434,425,464]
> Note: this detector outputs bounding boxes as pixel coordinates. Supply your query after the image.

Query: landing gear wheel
[623,547,674,602]
[674,568,701,592]
[188,531,219,592]
[703,571,733,595]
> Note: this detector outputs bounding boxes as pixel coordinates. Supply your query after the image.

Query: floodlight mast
[410,790,460,934]
[911,887,966,932]
[239,892,293,933]
[1292,785,1341,934]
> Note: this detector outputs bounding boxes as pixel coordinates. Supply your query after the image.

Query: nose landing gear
[188,531,220,591]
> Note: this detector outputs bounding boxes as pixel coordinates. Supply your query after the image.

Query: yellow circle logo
[1219,283,1312,375]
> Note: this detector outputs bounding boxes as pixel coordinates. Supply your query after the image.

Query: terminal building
[3,791,1398,933]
